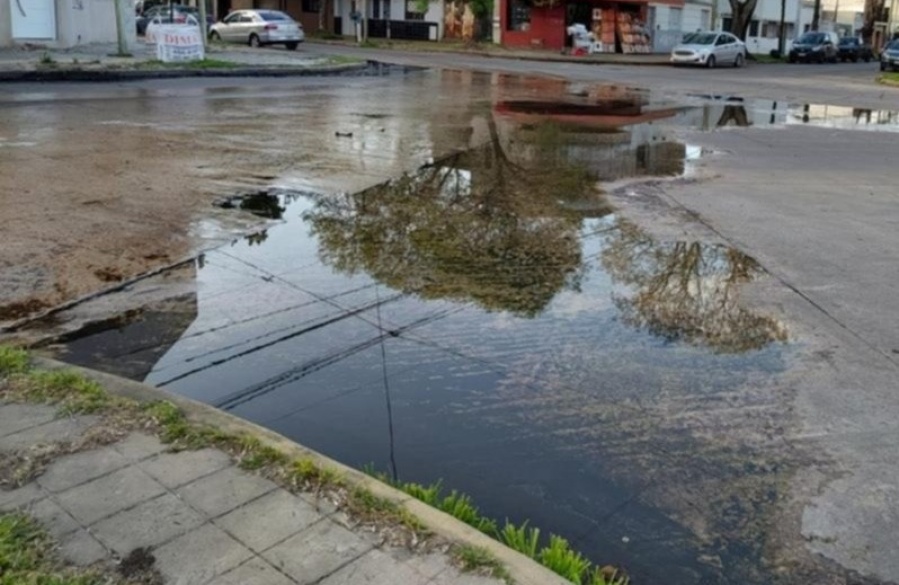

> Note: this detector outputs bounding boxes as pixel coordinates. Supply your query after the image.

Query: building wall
[2,0,137,48]
[501,4,565,49]
[0,0,12,46]
[335,0,442,38]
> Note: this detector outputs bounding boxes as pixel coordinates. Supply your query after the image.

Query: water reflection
[305,123,601,318]
[602,219,787,353]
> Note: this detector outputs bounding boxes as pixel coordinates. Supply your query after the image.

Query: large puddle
[24,70,899,584]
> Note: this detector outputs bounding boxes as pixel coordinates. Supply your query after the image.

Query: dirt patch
[118,547,164,585]
[0,299,50,321]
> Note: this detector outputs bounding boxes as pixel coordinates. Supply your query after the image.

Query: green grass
[323,55,365,66]
[879,71,899,85]
[367,469,630,585]
[0,346,29,376]
[749,53,784,64]
[0,513,108,585]
[453,544,512,583]
[136,58,239,70]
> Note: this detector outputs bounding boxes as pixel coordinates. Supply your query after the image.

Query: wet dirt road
[3,66,899,585]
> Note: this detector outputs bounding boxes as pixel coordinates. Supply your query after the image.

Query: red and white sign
[147,24,204,62]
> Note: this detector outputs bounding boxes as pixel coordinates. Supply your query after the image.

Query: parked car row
[671,29,888,68]
[135,4,305,50]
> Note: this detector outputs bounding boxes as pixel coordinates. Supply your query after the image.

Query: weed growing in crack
[453,544,512,583]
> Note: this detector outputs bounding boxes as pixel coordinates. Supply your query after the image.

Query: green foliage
[19,369,110,414]
[0,513,107,585]
[0,346,29,377]
[366,466,629,585]
[538,535,591,584]
[453,544,511,582]
[38,52,55,65]
[500,521,540,558]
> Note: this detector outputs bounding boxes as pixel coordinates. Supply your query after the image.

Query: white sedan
[671,32,746,68]
[209,9,304,50]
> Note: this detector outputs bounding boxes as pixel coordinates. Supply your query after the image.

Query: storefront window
[507,0,531,31]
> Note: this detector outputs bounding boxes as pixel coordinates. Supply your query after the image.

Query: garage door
[10,0,57,39]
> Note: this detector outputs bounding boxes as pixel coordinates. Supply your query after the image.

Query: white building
[1,0,137,48]
[333,0,444,40]
[715,0,815,54]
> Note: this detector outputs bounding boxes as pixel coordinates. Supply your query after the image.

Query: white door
[10,0,57,39]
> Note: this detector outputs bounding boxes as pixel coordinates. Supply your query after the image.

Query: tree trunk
[778,0,786,54]
[811,0,821,30]
[727,0,760,40]
[319,0,325,32]
[861,0,886,44]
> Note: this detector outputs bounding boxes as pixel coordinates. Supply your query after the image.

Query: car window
[715,35,729,46]
[223,11,241,23]
[683,33,717,45]
[240,14,256,22]
[887,40,899,50]
[259,10,290,21]
[839,38,856,45]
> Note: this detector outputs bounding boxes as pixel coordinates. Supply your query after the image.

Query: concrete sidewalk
[0,402,501,585]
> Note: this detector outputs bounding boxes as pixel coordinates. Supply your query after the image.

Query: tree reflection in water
[304,122,606,317]
[601,219,787,353]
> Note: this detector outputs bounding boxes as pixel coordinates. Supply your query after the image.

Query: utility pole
[113,0,129,55]
[812,0,821,29]
[778,0,786,52]
[198,0,209,46]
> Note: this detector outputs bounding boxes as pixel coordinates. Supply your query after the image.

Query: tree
[727,0,760,40]
[304,121,605,317]
[861,0,887,44]
[600,219,787,353]
[811,0,821,30]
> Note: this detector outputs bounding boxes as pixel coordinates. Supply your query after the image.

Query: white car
[671,32,746,68]
[209,9,304,50]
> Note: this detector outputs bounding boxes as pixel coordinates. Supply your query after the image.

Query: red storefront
[500,0,656,53]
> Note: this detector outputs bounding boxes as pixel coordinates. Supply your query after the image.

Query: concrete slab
[37,446,128,492]
[0,403,57,437]
[139,447,232,488]
[111,432,167,461]
[318,549,429,585]
[262,518,373,585]
[57,529,109,566]
[0,482,44,511]
[153,523,254,585]
[209,557,295,585]
[176,467,277,518]
[429,570,503,585]
[25,497,80,538]
[214,489,323,553]
[54,465,166,525]
[0,415,99,451]
[90,493,206,555]
[398,551,454,582]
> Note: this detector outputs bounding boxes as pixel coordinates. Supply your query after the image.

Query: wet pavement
[4,70,899,584]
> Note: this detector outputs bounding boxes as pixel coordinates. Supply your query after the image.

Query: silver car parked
[670,31,746,68]
[209,9,304,50]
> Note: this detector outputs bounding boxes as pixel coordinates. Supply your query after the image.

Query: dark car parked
[881,39,899,71]
[789,31,839,63]
[838,37,873,62]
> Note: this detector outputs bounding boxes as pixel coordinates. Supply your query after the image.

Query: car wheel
[285,42,298,50]
[249,33,261,48]
[706,55,716,68]
[734,52,744,68]
[209,31,221,42]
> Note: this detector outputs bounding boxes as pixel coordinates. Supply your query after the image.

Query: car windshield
[682,33,717,45]
[798,33,826,44]
[258,10,289,21]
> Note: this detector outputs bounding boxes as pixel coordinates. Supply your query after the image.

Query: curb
[32,355,572,585]
[305,40,672,66]
[0,61,370,82]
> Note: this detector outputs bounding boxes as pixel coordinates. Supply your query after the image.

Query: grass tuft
[500,520,540,558]
[0,346,29,376]
[453,544,512,583]
[538,534,591,584]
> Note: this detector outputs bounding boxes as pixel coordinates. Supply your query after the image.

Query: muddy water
[39,72,899,585]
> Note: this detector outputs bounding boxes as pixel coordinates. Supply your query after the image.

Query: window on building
[302,0,320,12]
[507,0,530,31]
[406,1,424,19]
[763,21,780,38]
[722,17,732,32]
[700,9,710,30]
[668,7,682,30]
[749,19,759,36]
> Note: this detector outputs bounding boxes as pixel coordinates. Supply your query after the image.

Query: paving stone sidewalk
[0,402,501,585]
